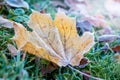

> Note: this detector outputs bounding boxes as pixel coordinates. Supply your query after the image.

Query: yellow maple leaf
[13,11,95,66]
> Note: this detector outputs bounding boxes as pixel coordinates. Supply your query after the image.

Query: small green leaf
[14,9,25,15]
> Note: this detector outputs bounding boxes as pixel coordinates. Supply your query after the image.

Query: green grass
[0,0,120,80]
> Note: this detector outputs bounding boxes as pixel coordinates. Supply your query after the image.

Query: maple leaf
[13,11,95,66]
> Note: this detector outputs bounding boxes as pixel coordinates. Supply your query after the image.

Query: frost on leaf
[13,11,95,66]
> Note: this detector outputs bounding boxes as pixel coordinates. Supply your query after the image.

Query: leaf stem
[68,65,103,80]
